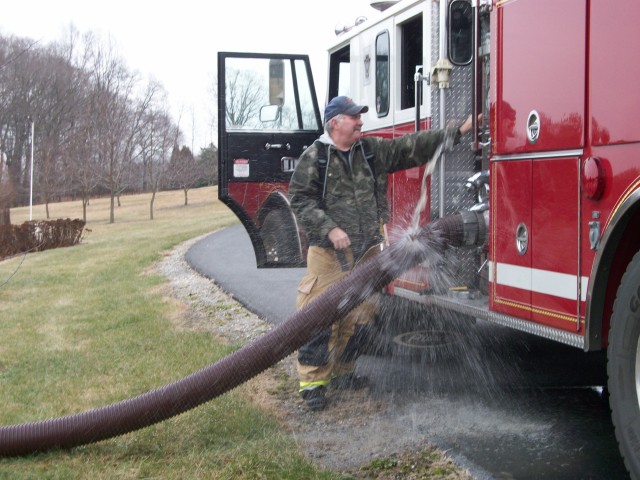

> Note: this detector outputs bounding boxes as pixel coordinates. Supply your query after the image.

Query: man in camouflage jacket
[289,95,473,411]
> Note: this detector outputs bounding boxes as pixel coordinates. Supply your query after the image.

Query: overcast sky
[1,0,380,152]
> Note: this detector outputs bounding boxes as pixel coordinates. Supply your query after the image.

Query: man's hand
[328,227,351,250]
[459,113,482,135]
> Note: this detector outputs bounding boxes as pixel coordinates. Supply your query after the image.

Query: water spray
[0,210,487,456]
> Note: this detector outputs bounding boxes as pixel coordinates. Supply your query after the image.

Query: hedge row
[0,219,86,260]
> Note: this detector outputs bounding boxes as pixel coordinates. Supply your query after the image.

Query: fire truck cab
[217,1,640,475]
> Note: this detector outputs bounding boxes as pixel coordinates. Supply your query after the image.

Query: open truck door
[217,52,322,267]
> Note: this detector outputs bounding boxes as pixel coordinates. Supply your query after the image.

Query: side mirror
[260,104,281,123]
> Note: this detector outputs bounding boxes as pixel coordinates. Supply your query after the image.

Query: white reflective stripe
[497,263,531,291]
[490,262,588,302]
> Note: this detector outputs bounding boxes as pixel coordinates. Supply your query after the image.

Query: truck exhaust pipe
[0,211,486,456]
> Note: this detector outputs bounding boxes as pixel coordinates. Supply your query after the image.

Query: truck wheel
[608,249,640,479]
[261,209,302,265]
[260,209,285,264]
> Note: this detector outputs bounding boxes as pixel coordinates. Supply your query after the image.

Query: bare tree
[87,36,151,223]
[0,36,41,211]
[68,119,100,222]
[224,68,266,128]
[138,92,179,219]
[32,40,88,218]
[166,145,202,206]
[64,30,100,222]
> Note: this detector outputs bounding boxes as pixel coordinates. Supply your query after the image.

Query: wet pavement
[187,225,630,479]
[358,322,627,479]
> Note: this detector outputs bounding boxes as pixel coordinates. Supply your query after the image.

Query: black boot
[300,386,327,411]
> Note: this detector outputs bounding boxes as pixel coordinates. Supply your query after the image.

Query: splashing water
[409,128,457,233]
[345,126,532,404]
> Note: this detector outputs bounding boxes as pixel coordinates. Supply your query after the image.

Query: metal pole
[438,0,448,219]
[29,121,34,221]
[414,67,423,132]
[472,0,480,151]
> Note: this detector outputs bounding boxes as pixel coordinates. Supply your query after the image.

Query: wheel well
[587,196,640,350]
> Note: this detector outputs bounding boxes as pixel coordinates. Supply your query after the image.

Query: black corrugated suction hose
[0,212,476,456]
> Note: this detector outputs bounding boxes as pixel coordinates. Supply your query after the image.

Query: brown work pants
[296,246,378,390]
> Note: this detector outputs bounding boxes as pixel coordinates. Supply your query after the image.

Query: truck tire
[608,249,640,479]
[260,209,286,264]
[260,209,302,266]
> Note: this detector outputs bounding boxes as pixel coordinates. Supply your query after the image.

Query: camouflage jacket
[288,127,461,260]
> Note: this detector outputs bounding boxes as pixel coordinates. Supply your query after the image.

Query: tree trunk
[109,193,115,224]
[82,197,88,223]
[149,190,156,220]
[0,207,10,226]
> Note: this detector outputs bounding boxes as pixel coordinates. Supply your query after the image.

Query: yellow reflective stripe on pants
[299,380,330,392]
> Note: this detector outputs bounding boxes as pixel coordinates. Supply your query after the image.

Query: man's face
[331,114,363,147]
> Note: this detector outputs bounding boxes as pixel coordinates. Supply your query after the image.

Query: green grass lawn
[0,187,347,479]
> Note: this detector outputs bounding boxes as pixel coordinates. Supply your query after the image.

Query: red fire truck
[217,0,640,475]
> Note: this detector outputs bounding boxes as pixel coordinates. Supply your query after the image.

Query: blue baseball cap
[324,96,369,124]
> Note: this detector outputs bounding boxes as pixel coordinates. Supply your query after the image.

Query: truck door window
[448,0,473,66]
[224,57,318,131]
[400,15,423,110]
[376,30,390,117]
[328,45,351,101]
